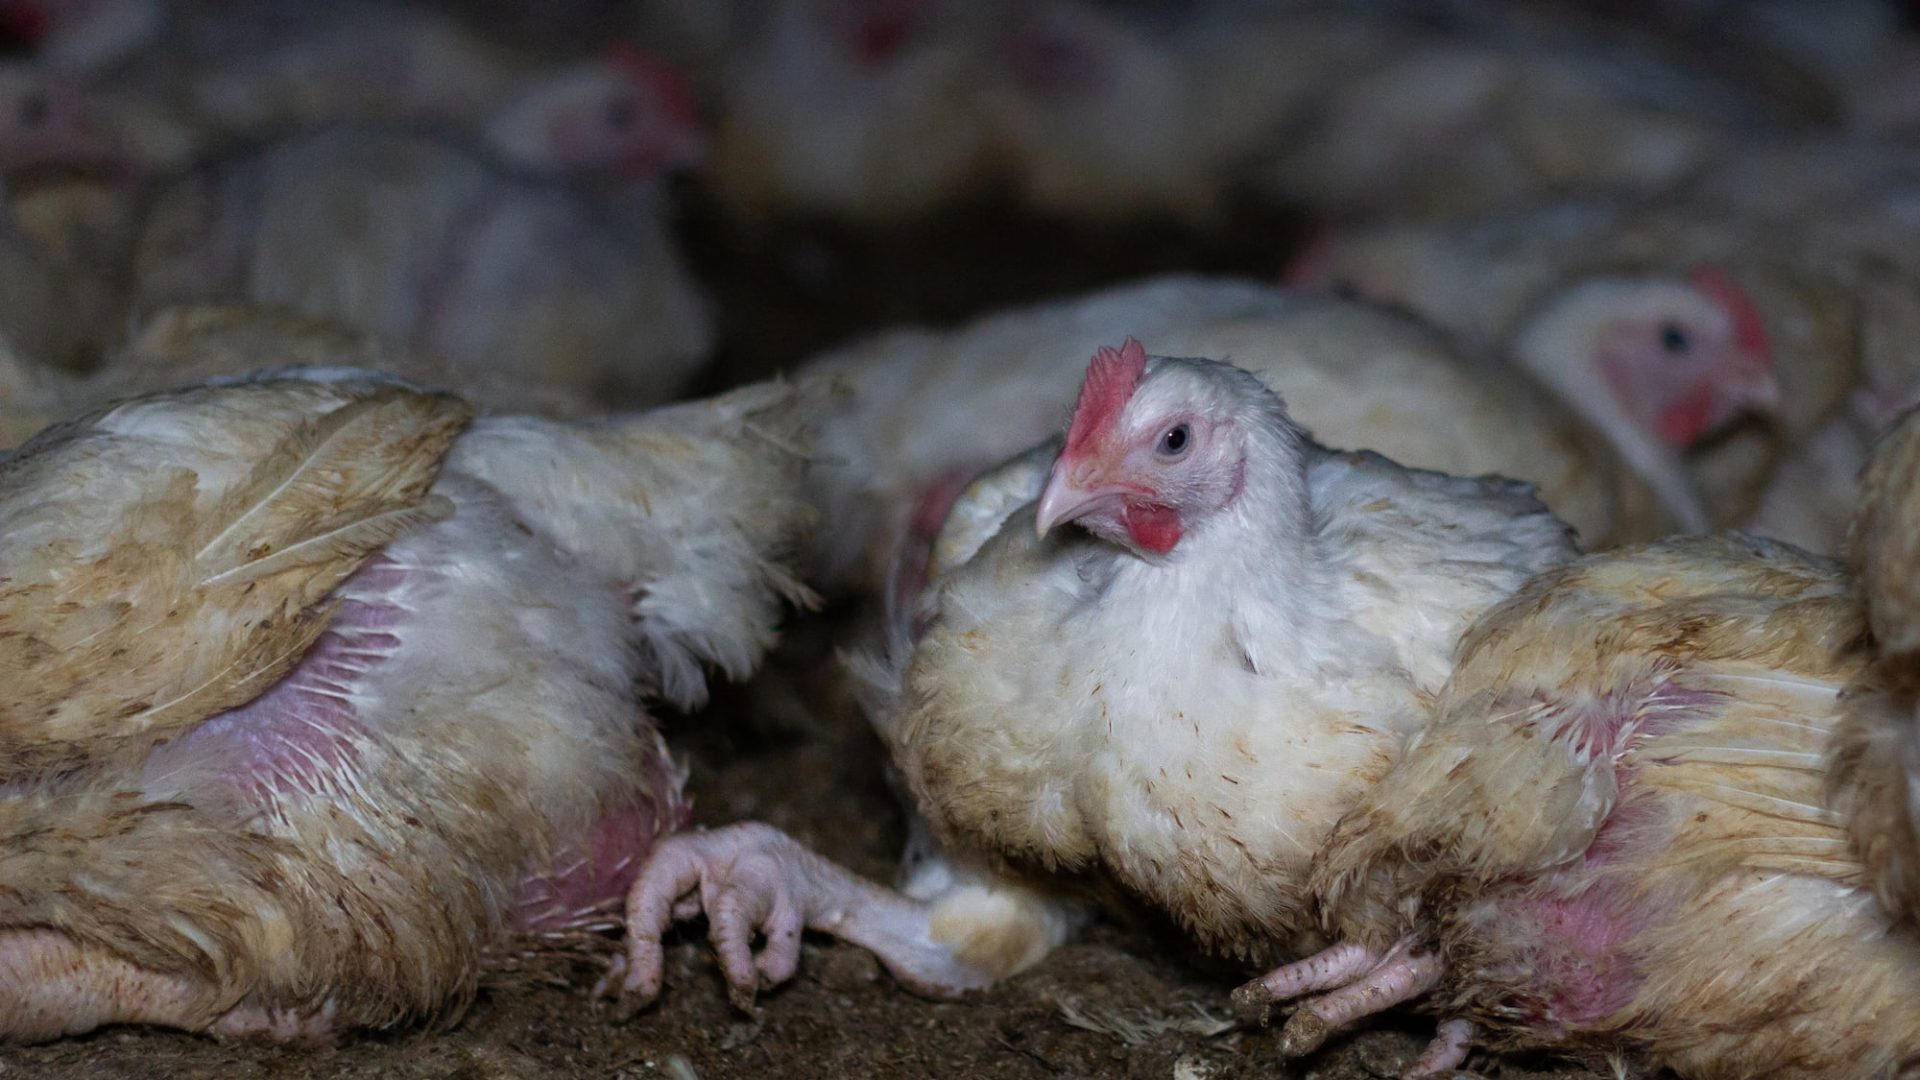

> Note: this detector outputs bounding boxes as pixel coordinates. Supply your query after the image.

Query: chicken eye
[1157,424,1190,458]
[1660,323,1691,353]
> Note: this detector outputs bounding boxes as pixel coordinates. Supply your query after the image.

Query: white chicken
[131,126,713,408]
[0,1,706,188]
[0,368,815,1040]
[620,341,1578,1018]
[803,276,1665,610]
[704,0,1000,227]
[1290,207,1898,538]
[1254,25,1778,220]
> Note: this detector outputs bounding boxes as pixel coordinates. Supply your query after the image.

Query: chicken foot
[1233,935,1464,1075]
[612,822,1024,1012]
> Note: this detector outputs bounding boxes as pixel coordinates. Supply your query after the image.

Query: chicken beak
[1035,459,1125,539]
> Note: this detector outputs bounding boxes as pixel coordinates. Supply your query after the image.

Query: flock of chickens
[6,0,1920,1077]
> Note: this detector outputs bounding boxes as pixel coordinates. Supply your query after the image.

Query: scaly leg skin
[1234,936,1458,1076]
[1404,1017,1476,1078]
[613,822,1054,1014]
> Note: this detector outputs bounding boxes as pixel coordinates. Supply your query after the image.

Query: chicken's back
[1317,535,1920,1078]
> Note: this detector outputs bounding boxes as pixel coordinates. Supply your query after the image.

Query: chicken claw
[1234,936,1454,1074]
[615,822,997,1014]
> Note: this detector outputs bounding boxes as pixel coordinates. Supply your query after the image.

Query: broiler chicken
[804,276,1665,607]
[0,0,160,74]
[0,178,121,371]
[1252,534,1920,1079]
[1830,404,1920,922]
[618,341,1578,1016]
[131,126,712,409]
[0,369,815,1041]
[0,301,602,454]
[704,0,1000,227]
[0,304,467,451]
[0,2,704,188]
[1291,206,1894,539]
[1254,23,1781,220]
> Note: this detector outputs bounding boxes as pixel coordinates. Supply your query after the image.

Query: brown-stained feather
[0,382,471,774]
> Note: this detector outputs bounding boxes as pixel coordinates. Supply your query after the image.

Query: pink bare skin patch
[1494,877,1643,1032]
[1248,679,1717,1058]
[1540,679,1720,765]
[154,558,415,804]
[1479,680,1720,1030]
[512,746,692,937]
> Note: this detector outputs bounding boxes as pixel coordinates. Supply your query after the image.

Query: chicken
[964,1,1412,225]
[0,0,160,74]
[0,184,97,370]
[0,368,815,1041]
[1254,27,1777,220]
[0,304,476,451]
[106,303,603,418]
[977,0,1218,223]
[1240,534,1920,1078]
[1291,206,1895,537]
[805,276,1665,608]
[0,2,704,186]
[0,299,612,455]
[131,126,712,409]
[704,0,1000,227]
[1830,405,1920,923]
[620,340,1579,1015]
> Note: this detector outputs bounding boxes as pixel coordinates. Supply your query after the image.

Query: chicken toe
[1403,1017,1476,1078]
[1231,941,1384,1019]
[619,822,1001,1012]
[1252,937,1442,1057]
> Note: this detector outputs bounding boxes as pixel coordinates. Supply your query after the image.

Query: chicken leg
[1233,935,1456,1073]
[614,822,1078,1011]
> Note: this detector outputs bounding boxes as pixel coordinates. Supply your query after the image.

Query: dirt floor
[0,198,1634,1079]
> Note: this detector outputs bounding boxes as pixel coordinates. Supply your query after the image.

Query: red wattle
[1655,382,1718,446]
[1123,503,1182,553]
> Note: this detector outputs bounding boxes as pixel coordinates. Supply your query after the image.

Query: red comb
[606,43,699,131]
[1691,265,1771,364]
[1065,339,1148,454]
[0,0,48,44]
